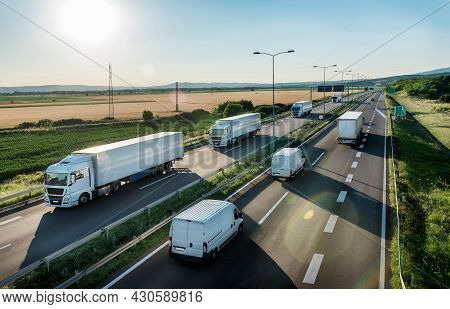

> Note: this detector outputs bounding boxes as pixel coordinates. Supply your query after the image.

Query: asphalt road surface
[0,94,364,280]
[106,92,390,289]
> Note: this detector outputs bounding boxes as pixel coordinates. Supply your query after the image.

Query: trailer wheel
[79,193,90,207]
[111,181,121,193]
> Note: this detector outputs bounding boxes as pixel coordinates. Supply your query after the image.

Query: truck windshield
[45,173,68,186]
[210,128,226,137]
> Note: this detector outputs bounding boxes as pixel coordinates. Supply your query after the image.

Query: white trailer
[271,148,305,179]
[291,101,313,118]
[337,111,364,144]
[169,199,244,262]
[209,113,261,147]
[44,132,184,208]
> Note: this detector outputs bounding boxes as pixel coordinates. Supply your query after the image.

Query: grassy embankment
[386,94,449,288]
[7,95,367,288]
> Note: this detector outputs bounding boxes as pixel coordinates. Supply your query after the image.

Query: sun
[60,0,117,43]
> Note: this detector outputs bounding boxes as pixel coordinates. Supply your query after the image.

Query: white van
[271,148,305,179]
[169,200,244,262]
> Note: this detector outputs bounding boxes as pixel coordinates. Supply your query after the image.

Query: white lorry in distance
[44,132,184,208]
[291,101,313,118]
[209,113,261,148]
[169,199,244,262]
[271,147,306,179]
[337,111,364,144]
[332,94,342,103]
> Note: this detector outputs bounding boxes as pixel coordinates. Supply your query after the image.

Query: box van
[169,200,243,262]
[271,148,305,179]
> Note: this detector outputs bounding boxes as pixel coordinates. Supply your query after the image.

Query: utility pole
[108,63,114,119]
[175,82,179,112]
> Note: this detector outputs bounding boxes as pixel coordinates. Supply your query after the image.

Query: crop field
[0,89,331,128]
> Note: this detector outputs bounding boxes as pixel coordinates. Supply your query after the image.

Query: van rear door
[171,219,189,254]
[187,222,204,258]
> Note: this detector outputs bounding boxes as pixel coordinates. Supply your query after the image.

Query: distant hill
[1,66,448,94]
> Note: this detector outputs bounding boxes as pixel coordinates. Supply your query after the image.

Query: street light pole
[313,64,337,116]
[335,69,351,102]
[254,50,295,147]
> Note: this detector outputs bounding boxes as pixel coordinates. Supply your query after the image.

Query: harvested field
[0,89,330,128]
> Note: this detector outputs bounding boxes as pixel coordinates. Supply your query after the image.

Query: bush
[53,118,86,126]
[214,100,254,116]
[254,105,283,119]
[36,119,53,128]
[223,103,245,117]
[16,122,35,129]
[142,110,154,122]
[391,75,450,100]
[439,94,450,103]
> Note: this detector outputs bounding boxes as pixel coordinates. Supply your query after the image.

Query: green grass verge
[386,94,450,288]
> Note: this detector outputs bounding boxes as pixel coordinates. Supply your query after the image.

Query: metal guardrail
[2,93,369,288]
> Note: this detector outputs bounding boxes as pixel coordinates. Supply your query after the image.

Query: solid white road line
[312,152,325,166]
[345,174,353,183]
[379,94,387,289]
[0,244,11,251]
[336,191,347,203]
[225,168,270,201]
[324,215,338,233]
[351,162,358,169]
[139,173,177,190]
[356,152,362,158]
[258,191,289,225]
[199,147,209,152]
[359,144,365,149]
[303,254,325,284]
[224,145,241,153]
[0,216,23,227]
[103,241,169,289]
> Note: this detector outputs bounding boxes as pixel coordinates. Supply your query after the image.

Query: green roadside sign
[387,87,396,94]
[394,105,406,117]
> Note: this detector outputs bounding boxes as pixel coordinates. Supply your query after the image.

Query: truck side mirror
[70,174,76,185]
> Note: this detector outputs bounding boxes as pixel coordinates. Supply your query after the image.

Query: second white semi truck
[209,113,261,148]
[337,111,364,144]
[44,132,184,208]
[291,101,313,118]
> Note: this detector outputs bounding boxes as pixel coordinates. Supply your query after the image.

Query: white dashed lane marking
[303,254,325,284]
[356,152,362,158]
[336,191,347,203]
[351,162,358,168]
[324,215,338,233]
[345,174,353,183]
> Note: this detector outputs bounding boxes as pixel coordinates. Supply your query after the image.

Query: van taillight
[168,237,172,248]
[203,242,207,253]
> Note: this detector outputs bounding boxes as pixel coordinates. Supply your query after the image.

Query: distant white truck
[169,199,244,262]
[271,147,306,179]
[291,101,313,118]
[337,111,364,144]
[44,132,184,208]
[332,94,342,103]
[209,113,261,148]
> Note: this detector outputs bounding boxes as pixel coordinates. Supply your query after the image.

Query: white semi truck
[209,113,261,148]
[291,101,313,118]
[337,111,364,144]
[44,132,184,208]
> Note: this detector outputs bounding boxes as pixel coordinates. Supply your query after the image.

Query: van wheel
[211,249,217,261]
[79,193,89,207]
[238,224,243,235]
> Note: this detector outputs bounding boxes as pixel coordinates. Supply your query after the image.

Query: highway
[105,91,390,288]
[0,96,361,281]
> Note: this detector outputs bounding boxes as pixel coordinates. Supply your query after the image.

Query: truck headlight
[63,195,70,202]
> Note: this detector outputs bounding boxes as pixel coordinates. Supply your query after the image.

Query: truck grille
[47,188,64,195]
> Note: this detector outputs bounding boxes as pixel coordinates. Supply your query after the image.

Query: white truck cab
[44,155,94,207]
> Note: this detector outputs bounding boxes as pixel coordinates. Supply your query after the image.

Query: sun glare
[60,0,117,43]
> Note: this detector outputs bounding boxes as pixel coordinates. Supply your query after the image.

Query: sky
[0,0,449,87]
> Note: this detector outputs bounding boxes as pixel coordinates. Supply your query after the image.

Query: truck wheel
[79,193,89,207]
[111,181,121,193]
[238,224,243,235]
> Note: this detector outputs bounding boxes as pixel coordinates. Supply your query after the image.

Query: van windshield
[45,173,68,186]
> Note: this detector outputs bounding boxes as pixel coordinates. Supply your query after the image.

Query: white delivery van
[169,199,244,262]
[337,111,364,144]
[332,94,342,103]
[271,147,305,179]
